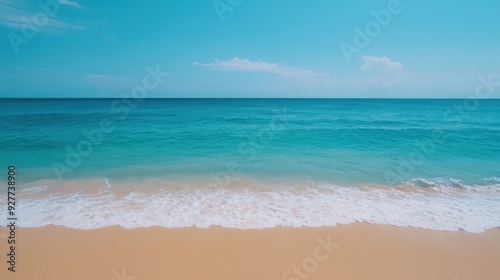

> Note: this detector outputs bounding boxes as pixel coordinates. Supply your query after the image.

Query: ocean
[0,98,499,232]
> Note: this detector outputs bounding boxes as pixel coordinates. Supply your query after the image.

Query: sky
[0,0,499,98]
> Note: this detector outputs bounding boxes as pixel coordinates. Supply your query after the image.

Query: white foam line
[10,180,500,233]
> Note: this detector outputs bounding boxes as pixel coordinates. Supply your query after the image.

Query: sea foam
[5,177,500,233]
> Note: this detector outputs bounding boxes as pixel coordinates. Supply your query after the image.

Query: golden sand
[0,223,499,280]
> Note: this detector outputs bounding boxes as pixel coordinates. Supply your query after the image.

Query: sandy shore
[1,223,499,280]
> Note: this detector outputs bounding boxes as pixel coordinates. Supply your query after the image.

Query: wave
[4,177,500,233]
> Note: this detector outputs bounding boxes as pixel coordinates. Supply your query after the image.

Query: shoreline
[1,223,499,280]
[8,177,500,233]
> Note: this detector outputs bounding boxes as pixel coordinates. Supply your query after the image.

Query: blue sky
[0,0,499,98]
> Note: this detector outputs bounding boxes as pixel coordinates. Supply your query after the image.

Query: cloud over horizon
[193,57,334,82]
[359,56,403,72]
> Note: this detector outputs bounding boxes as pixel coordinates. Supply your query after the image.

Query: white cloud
[359,56,403,71]
[193,57,333,82]
[0,0,85,32]
[1,15,85,31]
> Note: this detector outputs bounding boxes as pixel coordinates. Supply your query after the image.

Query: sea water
[0,99,499,232]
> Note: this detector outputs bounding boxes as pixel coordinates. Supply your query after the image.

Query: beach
[1,223,499,280]
[2,0,499,277]
[1,99,499,279]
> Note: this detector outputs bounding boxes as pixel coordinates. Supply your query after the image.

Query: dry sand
[1,223,499,280]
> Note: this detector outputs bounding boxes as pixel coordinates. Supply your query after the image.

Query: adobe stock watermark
[282,235,340,280]
[206,107,288,189]
[51,65,169,181]
[384,74,500,185]
[111,267,135,280]
[339,0,404,63]
[213,0,243,21]
[8,0,63,54]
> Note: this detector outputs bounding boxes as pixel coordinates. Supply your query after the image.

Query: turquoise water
[1,98,499,184]
[0,99,499,231]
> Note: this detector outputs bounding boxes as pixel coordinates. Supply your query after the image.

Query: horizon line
[2,97,500,100]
